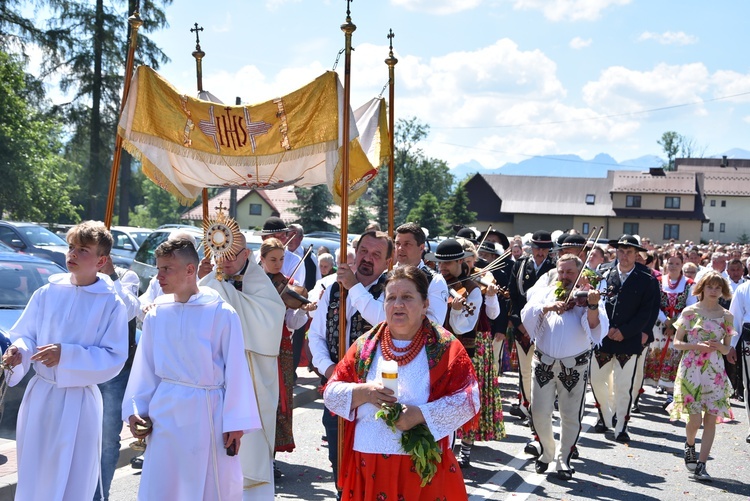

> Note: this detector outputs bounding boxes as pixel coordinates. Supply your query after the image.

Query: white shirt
[520,286,607,359]
[729,280,750,348]
[112,268,140,321]
[449,286,483,334]
[293,245,322,284]
[308,277,385,376]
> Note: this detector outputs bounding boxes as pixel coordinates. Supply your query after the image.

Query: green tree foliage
[0,50,81,222]
[406,193,443,239]
[657,131,680,171]
[348,198,371,234]
[291,185,335,232]
[127,172,183,228]
[3,0,172,221]
[441,182,476,228]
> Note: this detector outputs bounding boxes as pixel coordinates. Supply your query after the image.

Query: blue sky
[88,1,750,169]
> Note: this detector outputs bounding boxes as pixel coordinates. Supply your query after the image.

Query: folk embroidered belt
[534,348,591,368]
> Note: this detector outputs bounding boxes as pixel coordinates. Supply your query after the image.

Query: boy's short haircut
[155,237,200,266]
[67,221,113,256]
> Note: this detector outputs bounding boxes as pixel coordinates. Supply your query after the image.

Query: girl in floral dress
[671,271,736,482]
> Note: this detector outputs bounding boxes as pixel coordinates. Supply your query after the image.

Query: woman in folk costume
[258,238,310,476]
[644,251,696,396]
[455,239,506,467]
[323,265,480,501]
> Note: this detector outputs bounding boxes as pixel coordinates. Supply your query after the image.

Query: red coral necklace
[381,328,426,366]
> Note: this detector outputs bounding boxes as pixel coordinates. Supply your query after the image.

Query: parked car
[110,226,153,268]
[130,225,204,294]
[0,221,69,268]
[0,241,18,254]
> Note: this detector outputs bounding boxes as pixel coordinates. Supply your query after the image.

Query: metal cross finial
[346,0,353,17]
[387,29,395,51]
[215,201,227,215]
[190,23,204,49]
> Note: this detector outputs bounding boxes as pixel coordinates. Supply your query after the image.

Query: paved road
[109,372,750,500]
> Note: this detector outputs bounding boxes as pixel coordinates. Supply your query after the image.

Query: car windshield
[0,260,63,308]
[130,231,152,247]
[22,226,67,247]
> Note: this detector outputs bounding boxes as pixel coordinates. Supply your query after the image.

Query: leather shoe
[746,433,750,444]
[571,446,580,460]
[593,420,608,433]
[509,403,526,418]
[534,460,548,474]
[524,441,541,457]
[615,431,630,443]
[557,469,574,481]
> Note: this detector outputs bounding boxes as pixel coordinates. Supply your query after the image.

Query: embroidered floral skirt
[643,326,681,387]
[457,330,506,442]
[341,450,467,501]
[275,327,295,452]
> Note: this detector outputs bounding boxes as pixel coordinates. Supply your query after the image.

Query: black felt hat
[478,241,502,256]
[479,229,510,251]
[425,238,473,262]
[608,234,647,253]
[530,230,553,249]
[561,234,587,249]
[261,216,289,235]
[455,227,478,242]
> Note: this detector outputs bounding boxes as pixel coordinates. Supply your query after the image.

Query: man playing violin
[508,230,556,425]
[521,254,607,480]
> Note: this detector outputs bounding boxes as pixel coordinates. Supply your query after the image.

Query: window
[708,222,714,232]
[623,222,639,235]
[582,223,590,234]
[720,223,726,233]
[248,203,262,216]
[585,194,595,205]
[626,195,641,208]
[710,200,716,207]
[721,200,726,207]
[663,224,679,240]
[665,197,681,209]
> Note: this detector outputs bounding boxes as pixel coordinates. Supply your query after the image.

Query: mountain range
[450,148,750,181]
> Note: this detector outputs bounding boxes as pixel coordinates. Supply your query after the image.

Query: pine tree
[348,198,371,234]
[406,193,443,238]
[291,185,335,232]
[441,182,477,229]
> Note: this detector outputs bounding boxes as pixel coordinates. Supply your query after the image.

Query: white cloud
[582,63,711,114]
[637,31,698,45]
[390,0,482,15]
[711,70,750,103]
[513,0,631,22]
[570,37,592,49]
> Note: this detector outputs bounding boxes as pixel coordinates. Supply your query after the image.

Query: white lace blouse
[323,339,480,455]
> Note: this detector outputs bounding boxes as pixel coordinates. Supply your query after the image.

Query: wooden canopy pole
[337,0,356,491]
[190,22,212,256]
[104,9,143,228]
[385,29,398,238]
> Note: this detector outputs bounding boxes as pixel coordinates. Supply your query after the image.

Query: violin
[445,270,478,317]
[476,270,510,298]
[268,272,311,309]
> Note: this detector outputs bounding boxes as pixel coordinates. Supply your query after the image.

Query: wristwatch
[587,304,598,310]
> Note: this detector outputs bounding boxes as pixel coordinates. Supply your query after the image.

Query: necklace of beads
[381,328,426,365]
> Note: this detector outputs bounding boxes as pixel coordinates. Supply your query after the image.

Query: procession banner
[117,66,389,204]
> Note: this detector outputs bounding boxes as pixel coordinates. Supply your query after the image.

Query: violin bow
[446,249,511,286]
[564,226,604,306]
[475,225,492,252]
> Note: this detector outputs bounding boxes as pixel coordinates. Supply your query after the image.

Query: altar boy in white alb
[124,237,260,501]
[2,221,128,501]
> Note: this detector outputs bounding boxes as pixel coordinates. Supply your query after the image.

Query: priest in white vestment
[124,237,261,500]
[198,232,286,500]
[3,221,128,501]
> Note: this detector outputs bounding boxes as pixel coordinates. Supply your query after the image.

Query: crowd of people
[2,216,749,500]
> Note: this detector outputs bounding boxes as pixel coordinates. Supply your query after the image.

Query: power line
[432,90,750,130]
